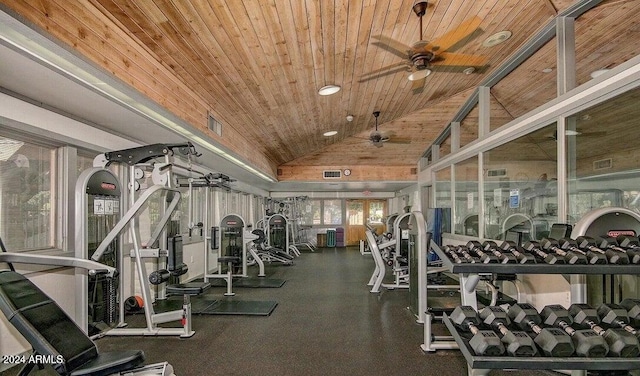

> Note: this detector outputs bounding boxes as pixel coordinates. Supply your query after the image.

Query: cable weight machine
[82,142,201,337]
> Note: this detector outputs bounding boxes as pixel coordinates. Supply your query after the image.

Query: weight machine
[205,214,261,294]
[266,213,297,257]
[81,143,200,337]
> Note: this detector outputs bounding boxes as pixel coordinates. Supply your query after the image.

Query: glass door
[346,199,387,246]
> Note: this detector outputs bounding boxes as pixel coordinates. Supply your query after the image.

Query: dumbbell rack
[431,242,640,309]
[443,313,640,376]
[432,242,640,375]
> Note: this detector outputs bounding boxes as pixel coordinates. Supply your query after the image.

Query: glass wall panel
[435,167,452,209]
[483,123,558,242]
[567,87,640,220]
[454,156,479,236]
[460,105,478,148]
[0,137,56,251]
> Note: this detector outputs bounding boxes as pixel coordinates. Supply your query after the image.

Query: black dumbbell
[576,236,629,264]
[478,306,537,356]
[450,306,505,356]
[617,235,640,252]
[454,246,477,263]
[523,241,563,264]
[466,241,499,263]
[597,303,640,336]
[541,305,609,357]
[595,236,640,264]
[443,245,465,264]
[620,298,640,328]
[500,241,536,264]
[482,241,517,264]
[508,303,575,356]
[558,238,607,265]
[569,303,640,357]
[540,238,587,265]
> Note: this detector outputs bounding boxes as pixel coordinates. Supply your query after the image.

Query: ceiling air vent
[323,170,342,179]
[487,168,507,177]
[593,158,612,171]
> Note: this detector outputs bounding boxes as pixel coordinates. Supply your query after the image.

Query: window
[323,199,342,225]
[454,156,479,236]
[368,201,384,224]
[0,136,56,251]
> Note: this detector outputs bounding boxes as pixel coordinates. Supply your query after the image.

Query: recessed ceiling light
[482,31,512,47]
[323,130,338,137]
[408,68,431,81]
[541,68,553,73]
[590,69,610,79]
[318,85,341,96]
[463,67,475,75]
[346,114,354,122]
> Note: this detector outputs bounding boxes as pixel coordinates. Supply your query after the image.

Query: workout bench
[0,270,173,376]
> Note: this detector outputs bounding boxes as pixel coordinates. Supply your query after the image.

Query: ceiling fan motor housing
[411,51,434,69]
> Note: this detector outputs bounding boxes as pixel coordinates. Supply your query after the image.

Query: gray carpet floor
[3,247,562,376]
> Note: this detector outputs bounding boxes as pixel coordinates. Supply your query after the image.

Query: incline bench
[0,270,173,376]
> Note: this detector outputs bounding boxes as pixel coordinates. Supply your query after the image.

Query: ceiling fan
[361,2,487,90]
[368,111,411,148]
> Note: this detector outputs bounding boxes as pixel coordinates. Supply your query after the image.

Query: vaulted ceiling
[1,0,639,188]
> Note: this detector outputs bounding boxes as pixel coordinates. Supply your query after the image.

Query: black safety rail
[432,243,640,275]
[443,313,640,372]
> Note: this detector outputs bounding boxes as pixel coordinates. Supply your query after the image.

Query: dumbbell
[558,238,607,265]
[500,241,536,264]
[454,246,478,263]
[569,303,640,357]
[482,241,517,264]
[617,235,640,251]
[540,238,587,265]
[523,241,563,264]
[595,236,640,264]
[443,245,466,264]
[466,241,499,263]
[541,305,609,357]
[576,236,629,264]
[620,298,640,327]
[508,303,575,356]
[478,306,537,356]
[450,306,505,356]
[597,303,640,336]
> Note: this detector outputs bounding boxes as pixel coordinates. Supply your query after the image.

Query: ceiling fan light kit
[318,84,341,96]
[408,68,432,81]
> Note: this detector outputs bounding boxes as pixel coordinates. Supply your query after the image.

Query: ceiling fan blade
[386,138,412,144]
[423,16,483,52]
[431,52,487,67]
[371,35,413,58]
[358,61,410,82]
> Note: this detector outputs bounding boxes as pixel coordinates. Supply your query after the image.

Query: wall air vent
[487,168,507,177]
[593,158,612,171]
[208,112,222,136]
[323,170,342,179]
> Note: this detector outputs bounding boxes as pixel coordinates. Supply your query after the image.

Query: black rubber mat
[151,296,277,316]
[199,300,278,316]
[206,277,286,288]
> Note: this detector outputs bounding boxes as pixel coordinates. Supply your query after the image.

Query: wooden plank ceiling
[2,0,640,182]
